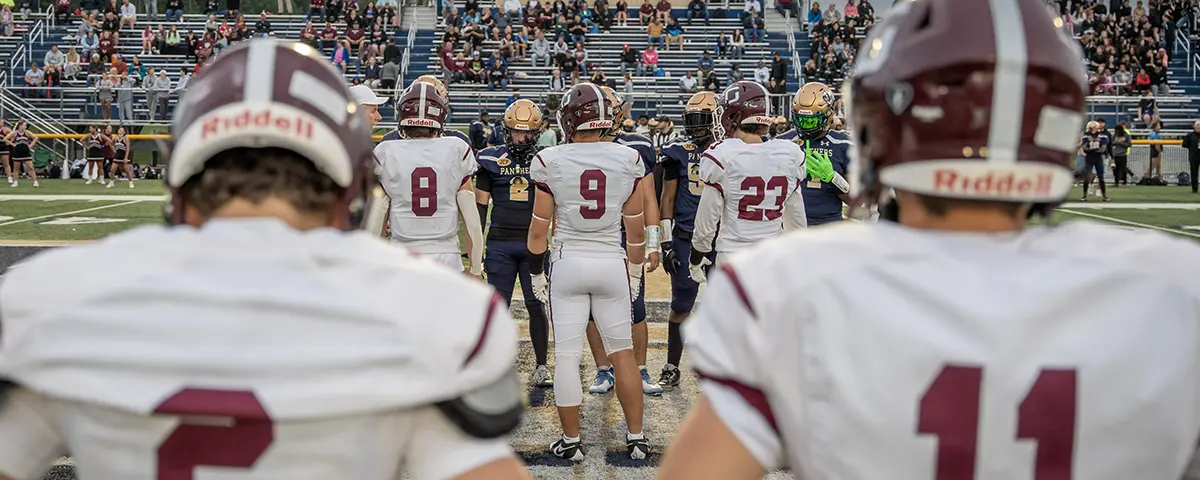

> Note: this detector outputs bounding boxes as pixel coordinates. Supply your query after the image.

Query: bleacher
[5,12,407,125]
[426,1,797,127]
[1,17,42,80]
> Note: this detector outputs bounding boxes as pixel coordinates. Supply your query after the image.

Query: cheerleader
[4,121,39,188]
[0,120,12,185]
[82,125,108,184]
[107,126,134,188]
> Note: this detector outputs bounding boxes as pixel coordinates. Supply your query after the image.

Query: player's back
[701,138,804,253]
[693,221,1200,479]
[374,136,476,252]
[660,140,705,230]
[0,220,516,479]
[531,141,643,257]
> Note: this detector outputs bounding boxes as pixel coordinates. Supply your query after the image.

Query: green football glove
[804,140,835,183]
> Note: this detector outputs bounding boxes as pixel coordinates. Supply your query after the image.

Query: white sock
[562,434,580,443]
[639,365,648,372]
[598,366,611,373]
[627,431,644,440]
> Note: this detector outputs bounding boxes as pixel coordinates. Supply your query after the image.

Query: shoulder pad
[436,367,523,439]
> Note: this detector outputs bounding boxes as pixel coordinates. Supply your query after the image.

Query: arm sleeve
[684,264,784,471]
[401,405,516,480]
[474,164,493,192]
[530,153,552,193]
[0,387,67,480]
[783,185,807,230]
[457,189,485,275]
[692,185,722,254]
[660,154,680,181]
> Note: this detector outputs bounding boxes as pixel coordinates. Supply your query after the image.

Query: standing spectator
[176,67,191,91]
[44,46,65,70]
[687,0,708,25]
[664,17,684,50]
[1111,121,1131,187]
[116,73,135,124]
[638,42,657,76]
[1184,120,1200,194]
[469,111,492,151]
[278,0,293,14]
[0,6,12,37]
[204,0,218,14]
[96,69,115,118]
[120,0,137,29]
[742,10,762,42]
[532,30,553,68]
[619,44,638,73]
[654,0,669,23]
[1146,121,1164,181]
[647,16,664,48]
[383,37,401,64]
[152,69,171,120]
[143,0,156,19]
[165,0,183,21]
[622,71,633,103]
[753,59,769,85]
[44,65,62,96]
[742,0,759,18]
[307,0,324,20]
[143,66,158,119]
[23,63,45,98]
[227,0,241,22]
[380,56,400,89]
[550,66,565,91]
[320,21,338,49]
[769,51,787,110]
[638,0,653,24]
[679,70,697,92]
[615,0,628,26]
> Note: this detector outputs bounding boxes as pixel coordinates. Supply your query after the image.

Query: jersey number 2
[154,388,274,480]
[579,169,607,219]
[737,176,788,221]
[919,365,1076,480]
[411,167,438,217]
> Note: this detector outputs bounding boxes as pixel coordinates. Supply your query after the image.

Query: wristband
[627,261,644,278]
[659,219,673,243]
[646,225,661,251]
[527,249,547,275]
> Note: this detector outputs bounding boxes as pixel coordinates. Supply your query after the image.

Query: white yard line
[1059,202,1200,209]
[0,200,145,227]
[0,195,166,201]
[1058,209,1200,239]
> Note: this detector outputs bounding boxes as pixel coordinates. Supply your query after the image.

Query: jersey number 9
[579,169,607,219]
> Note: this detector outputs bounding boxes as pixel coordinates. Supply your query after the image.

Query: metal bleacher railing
[399,18,418,91]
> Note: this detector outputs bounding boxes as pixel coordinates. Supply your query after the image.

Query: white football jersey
[531,141,644,257]
[374,136,477,254]
[0,219,518,480]
[687,221,1200,479]
[692,138,806,254]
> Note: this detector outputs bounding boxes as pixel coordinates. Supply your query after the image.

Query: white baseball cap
[349,85,388,106]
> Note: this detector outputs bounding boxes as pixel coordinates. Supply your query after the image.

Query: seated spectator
[300,20,319,46]
[697,50,713,74]
[804,57,817,79]
[553,36,570,56]
[638,0,653,24]
[615,0,629,26]
[467,50,486,82]
[86,53,105,86]
[479,7,495,29]
[775,0,795,20]
[377,0,398,26]
[119,0,137,28]
[23,62,44,97]
[568,13,586,43]
[98,31,116,62]
[687,0,709,25]
[679,70,697,92]
[381,56,400,89]
[64,47,82,77]
[753,59,768,84]
[141,25,155,54]
[54,0,72,23]
[742,10,762,42]
[1096,67,1116,94]
[503,0,521,26]
[204,0,218,14]
[729,63,743,82]
[638,43,658,76]
[255,10,273,36]
[572,41,589,76]
[165,0,184,21]
[550,66,565,90]
[823,1,838,24]
[654,0,669,23]
[593,2,612,31]
[0,6,12,36]
[843,0,856,19]
[330,39,350,73]
[102,11,120,33]
[362,56,381,87]
[665,17,683,50]
[559,49,579,84]
[532,30,553,67]
[511,26,527,57]
[111,53,127,76]
[443,5,460,27]
[807,2,821,27]
[702,69,718,91]
[44,45,65,70]
[731,28,744,58]
[320,21,338,50]
[345,19,365,52]
[620,44,639,73]
[856,0,873,22]
[647,17,663,47]
[1138,90,1158,126]
[590,66,607,85]
[129,54,146,78]
[487,53,508,89]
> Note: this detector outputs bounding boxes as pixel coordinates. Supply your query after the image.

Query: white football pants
[549,255,634,407]
[426,253,463,272]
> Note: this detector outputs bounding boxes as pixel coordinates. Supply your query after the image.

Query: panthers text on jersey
[374,136,477,254]
[659,140,706,232]
[477,144,538,242]
[531,141,644,256]
[691,138,807,255]
[0,219,519,480]
[775,129,852,226]
[687,221,1200,479]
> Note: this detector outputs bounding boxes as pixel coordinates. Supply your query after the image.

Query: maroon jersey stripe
[697,371,778,433]
[719,263,755,317]
[463,293,503,366]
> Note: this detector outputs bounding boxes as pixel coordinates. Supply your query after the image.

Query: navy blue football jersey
[775,129,852,226]
[659,140,707,232]
[381,129,475,159]
[616,132,655,176]
[476,144,538,242]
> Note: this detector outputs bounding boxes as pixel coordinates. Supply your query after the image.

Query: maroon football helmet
[556,83,617,141]
[397,82,449,132]
[167,40,381,231]
[715,81,772,140]
[846,0,1087,210]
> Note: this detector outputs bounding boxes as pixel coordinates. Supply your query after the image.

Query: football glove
[689,249,712,284]
[628,261,644,294]
[531,273,550,304]
[805,140,836,183]
[661,241,678,276]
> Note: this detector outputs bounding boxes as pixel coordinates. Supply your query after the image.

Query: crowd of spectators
[802,0,873,87]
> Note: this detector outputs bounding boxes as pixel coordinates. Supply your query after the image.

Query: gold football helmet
[413,75,449,98]
[621,118,636,133]
[599,85,628,136]
[504,99,543,159]
[683,91,717,142]
[791,82,836,140]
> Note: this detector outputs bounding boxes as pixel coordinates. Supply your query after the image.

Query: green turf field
[3,180,1200,242]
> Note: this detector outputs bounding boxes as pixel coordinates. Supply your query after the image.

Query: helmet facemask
[684,110,714,143]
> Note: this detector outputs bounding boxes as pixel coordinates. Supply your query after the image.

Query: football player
[380,75,474,151]
[374,83,484,275]
[0,40,531,480]
[475,99,553,387]
[658,1,1200,478]
[527,83,650,462]
[654,91,718,389]
[775,82,854,226]
[687,80,807,283]
[583,85,664,396]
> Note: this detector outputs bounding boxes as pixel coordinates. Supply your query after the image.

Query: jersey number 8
[411,167,438,217]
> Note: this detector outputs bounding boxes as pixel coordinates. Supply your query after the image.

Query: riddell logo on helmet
[402,118,439,127]
[201,109,314,140]
[933,170,1054,196]
[585,120,613,128]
